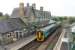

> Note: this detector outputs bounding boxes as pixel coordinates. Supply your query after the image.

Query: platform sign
[36,31,44,41]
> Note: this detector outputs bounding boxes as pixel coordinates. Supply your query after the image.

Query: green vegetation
[0,12,9,20]
[0,16,9,20]
[52,16,75,24]
[47,44,55,49]
[0,12,3,16]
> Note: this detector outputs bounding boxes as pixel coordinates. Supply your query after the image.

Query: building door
[16,32,18,39]
[19,32,22,38]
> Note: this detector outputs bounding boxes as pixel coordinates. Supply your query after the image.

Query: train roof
[40,24,56,31]
[49,20,56,24]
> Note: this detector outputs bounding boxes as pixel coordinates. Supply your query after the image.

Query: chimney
[19,0,24,17]
[27,3,29,7]
[32,3,36,9]
[40,6,43,11]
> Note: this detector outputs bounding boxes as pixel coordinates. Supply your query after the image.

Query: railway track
[47,27,62,50]
[18,40,42,50]
[19,26,62,50]
[37,26,62,50]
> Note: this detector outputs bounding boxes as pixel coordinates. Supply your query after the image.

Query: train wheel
[36,31,45,41]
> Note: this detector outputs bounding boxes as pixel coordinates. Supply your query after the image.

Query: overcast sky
[0,0,74,16]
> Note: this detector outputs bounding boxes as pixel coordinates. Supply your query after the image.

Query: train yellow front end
[36,31,45,41]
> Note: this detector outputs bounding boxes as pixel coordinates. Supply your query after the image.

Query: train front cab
[36,31,45,41]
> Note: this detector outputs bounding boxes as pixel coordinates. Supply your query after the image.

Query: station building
[0,2,51,45]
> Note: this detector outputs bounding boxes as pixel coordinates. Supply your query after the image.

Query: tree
[4,14,9,17]
[64,16,67,20]
[4,13,10,19]
[0,12,3,16]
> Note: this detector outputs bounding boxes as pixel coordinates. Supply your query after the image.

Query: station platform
[2,35,36,50]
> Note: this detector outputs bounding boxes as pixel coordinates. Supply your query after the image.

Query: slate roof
[11,7,32,18]
[11,6,51,18]
[0,18,25,33]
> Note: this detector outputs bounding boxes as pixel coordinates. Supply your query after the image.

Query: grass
[0,16,8,20]
[47,44,55,49]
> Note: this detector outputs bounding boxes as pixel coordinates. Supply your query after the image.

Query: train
[36,20,61,41]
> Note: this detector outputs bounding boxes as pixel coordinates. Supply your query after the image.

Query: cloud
[0,0,74,16]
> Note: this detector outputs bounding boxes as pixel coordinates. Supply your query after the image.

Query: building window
[7,33,10,37]
[16,32,18,39]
